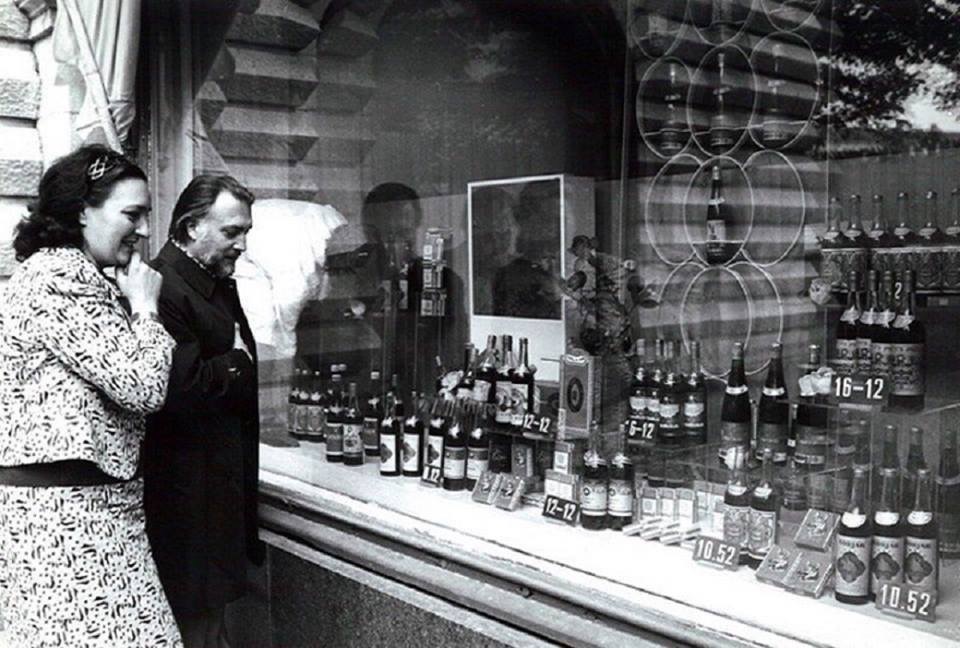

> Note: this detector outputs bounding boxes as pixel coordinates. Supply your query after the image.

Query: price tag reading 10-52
[876,583,936,622]
[832,374,886,404]
[692,535,740,571]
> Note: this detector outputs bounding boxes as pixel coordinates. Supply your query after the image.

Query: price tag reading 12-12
[832,373,886,404]
[542,495,579,525]
[876,583,936,622]
[692,535,740,571]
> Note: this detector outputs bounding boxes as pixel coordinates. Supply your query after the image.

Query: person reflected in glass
[0,144,181,646]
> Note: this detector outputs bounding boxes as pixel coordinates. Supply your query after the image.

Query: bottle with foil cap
[580,430,609,531]
[835,467,873,605]
[606,436,634,531]
[682,340,707,446]
[723,446,752,565]
[748,447,780,568]
[902,426,928,516]
[871,467,904,598]
[917,190,945,290]
[835,270,861,375]
[719,342,750,464]
[757,343,789,465]
[856,270,878,373]
[905,467,939,593]
[889,270,925,410]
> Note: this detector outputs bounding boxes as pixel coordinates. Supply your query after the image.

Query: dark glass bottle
[917,191,946,290]
[657,370,683,448]
[606,442,634,531]
[465,407,490,489]
[820,196,850,250]
[904,468,939,593]
[902,426,927,516]
[287,367,304,438]
[893,191,919,247]
[871,271,896,382]
[683,340,707,446]
[936,428,960,558]
[794,345,826,469]
[442,404,467,491]
[325,371,344,463]
[723,446,752,565]
[835,467,873,605]
[856,270,878,374]
[425,398,448,477]
[748,448,780,568]
[342,382,364,466]
[456,344,476,401]
[401,391,424,477]
[306,369,326,440]
[362,371,383,457]
[644,339,664,447]
[945,187,960,243]
[761,43,789,147]
[709,53,736,153]
[379,384,402,477]
[873,424,900,506]
[756,342,789,465]
[836,270,861,375]
[705,164,732,264]
[843,194,869,250]
[867,193,896,248]
[871,467,904,598]
[627,339,648,445]
[473,335,499,404]
[580,448,609,531]
[510,337,536,428]
[889,270,925,410]
[719,342,750,465]
[495,335,516,425]
[660,62,686,153]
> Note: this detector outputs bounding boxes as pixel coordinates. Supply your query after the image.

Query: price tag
[522,413,553,435]
[626,419,656,445]
[542,494,579,525]
[831,373,886,404]
[876,583,937,622]
[692,535,740,571]
[420,465,442,488]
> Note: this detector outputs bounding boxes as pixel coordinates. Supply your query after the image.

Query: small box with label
[423,228,446,264]
[676,488,697,525]
[558,352,601,440]
[511,439,535,478]
[544,470,579,502]
[794,509,840,552]
[756,545,798,588]
[639,486,659,519]
[783,551,834,598]
[471,471,502,505]
[420,289,447,317]
[552,440,585,475]
[658,487,677,520]
[494,475,527,510]
[422,261,445,290]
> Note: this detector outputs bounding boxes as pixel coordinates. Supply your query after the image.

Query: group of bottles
[377,382,492,491]
[820,191,960,290]
[836,268,926,408]
[627,338,707,451]
[579,436,638,532]
[724,447,782,568]
[832,422,959,605]
[459,335,537,428]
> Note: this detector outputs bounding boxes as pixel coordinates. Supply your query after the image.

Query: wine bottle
[661,62,686,153]
[893,191,919,247]
[873,424,900,507]
[757,342,789,465]
[473,335,499,404]
[856,270,878,374]
[362,371,383,457]
[627,339,647,444]
[379,381,402,477]
[748,448,780,568]
[835,466,873,605]
[835,270,861,375]
[510,337,536,427]
[936,428,960,558]
[889,270,925,409]
[761,43,789,147]
[442,403,467,491]
[645,339,664,445]
[580,448,608,531]
[946,187,960,243]
[820,196,851,250]
[867,193,895,248]
[402,391,424,477]
[917,190,945,290]
[683,340,707,446]
[287,367,304,438]
[902,426,928,516]
[723,446,752,565]
[465,406,489,489]
[425,398,448,478]
[843,194,869,254]
[871,467,904,598]
[705,164,732,264]
[794,345,827,471]
[456,344,476,401]
[495,335,516,425]
[782,457,808,514]
[658,369,683,449]
[709,52,736,153]
[342,382,364,466]
[606,438,634,531]
[870,271,896,382]
[719,342,750,465]
[306,369,325,440]
[325,370,344,463]
[904,468,939,593]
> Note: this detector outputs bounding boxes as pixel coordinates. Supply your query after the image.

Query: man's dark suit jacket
[144,241,264,617]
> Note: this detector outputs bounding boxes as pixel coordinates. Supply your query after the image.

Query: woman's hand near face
[116,250,162,315]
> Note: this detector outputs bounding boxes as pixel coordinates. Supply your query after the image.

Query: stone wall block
[0,42,39,119]
[0,0,29,41]
[228,0,320,51]
[0,121,41,196]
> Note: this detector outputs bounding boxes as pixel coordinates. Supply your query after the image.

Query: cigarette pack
[794,509,840,552]
[471,471,502,505]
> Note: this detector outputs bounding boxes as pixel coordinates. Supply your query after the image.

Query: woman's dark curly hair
[13,144,147,261]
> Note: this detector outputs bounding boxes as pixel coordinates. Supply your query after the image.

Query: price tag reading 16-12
[832,373,886,404]
[692,535,740,571]
[876,582,936,622]
[542,495,579,525]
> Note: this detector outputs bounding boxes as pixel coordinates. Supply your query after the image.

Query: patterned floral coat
[0,247,175,479]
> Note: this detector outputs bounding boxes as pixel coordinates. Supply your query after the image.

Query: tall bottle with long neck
[873,424,900,506]
[902,426,928,516]
[835,466,873,605]
[342,382,364,466]
[936,428,960,558]
[867,194,895,248]
[402,390,424,477]
[510,337,536,427]
[709,52,736,153]
[455,344,476,400]
[871,467,904,598]
[836,270,861,375]
[379,378,402,477]
[917,190,945,290]
[748,448,780,568]
[893,191,918,247]
[719,342,750,465]
[661,62,686,154]
[495,335,516,425]
[705,165,732,264]
[844,194,869,277]
[870,271,896,381]
[757,343,789,465]
[794,344,827,474]
[723,446,752,565]
[473,335,499,405]
[683,340,707,446]
[856,270,878,374]
[761,43,789,147]
[904,468,939,593]
[889,270,925,410]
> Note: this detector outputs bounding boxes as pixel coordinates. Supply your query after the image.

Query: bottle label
[509,384,529,426]
[719,421,750,461]
[859,310,875,326]
[425,434,444,468]
[893,313,914,329]
[904,536,939,590]
[856,337,873,371]
[362,417,380,450]
[871,535,904,592]
[756,422,789,463]
[343,423,363,455]
[890,343,925,397]
[473,379,493,402]
[706,218,727,242]
[379,435,398,473]
[325,423,343,457]
[725,385,748,395]
[723,504,750,550]
[761,386,785,397]
[659,402,681,429]
[607,479,633,516]
[466,447,489,480]
[835,340,858,374]
[443,446,466,479]
[872,342,895,377]
[495,383,513,424]
[402,433,421,470]
[835,535,872,596]
[580,478,608,515]
[644,396,661,419]
[305,404,324,435]
[629,395,645,414]
[748,508,777,558]
[841,306,861,324]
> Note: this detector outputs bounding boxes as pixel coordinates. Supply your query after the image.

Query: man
[144,174,264,648]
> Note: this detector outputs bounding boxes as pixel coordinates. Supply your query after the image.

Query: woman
[0,145,182,646]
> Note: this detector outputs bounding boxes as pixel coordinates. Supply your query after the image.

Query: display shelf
[260,441,960,648]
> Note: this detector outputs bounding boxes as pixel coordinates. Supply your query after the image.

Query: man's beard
[209,256,237,278]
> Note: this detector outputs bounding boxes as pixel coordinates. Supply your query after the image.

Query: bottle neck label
[875,511,900,526]
[725,384,748,395]
[762,386,785,397]
[860,310,875,325]
[907,511,933,526]
[841,305,861,324]
[892,313,914,329]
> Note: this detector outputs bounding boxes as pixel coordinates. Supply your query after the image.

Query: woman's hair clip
[87,154,120,182]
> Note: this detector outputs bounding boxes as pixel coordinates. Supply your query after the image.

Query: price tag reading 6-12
[832,374,886,404]
[876,582,936,622]
[542,495,579,525]
[692,535,740,571]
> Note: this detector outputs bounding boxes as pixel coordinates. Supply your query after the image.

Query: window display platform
[259,442,959,648]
